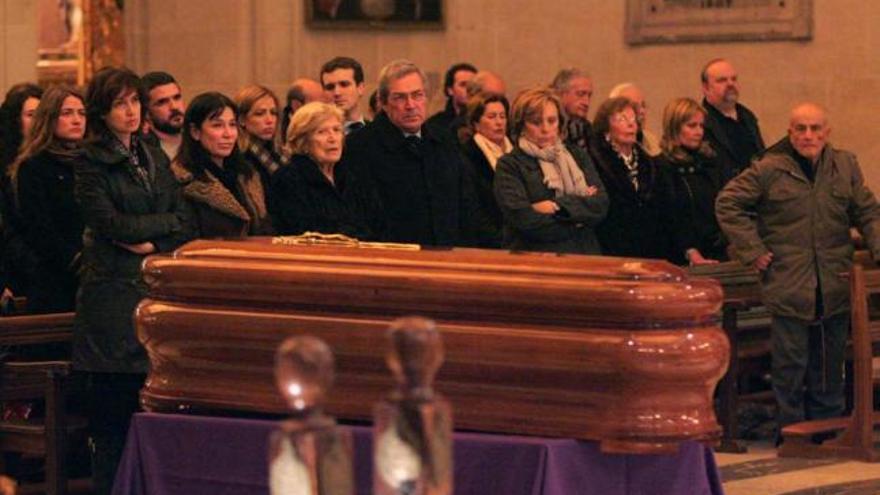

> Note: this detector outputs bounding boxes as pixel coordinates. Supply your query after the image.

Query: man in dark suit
[701,58,765,181]
[320,56,368,135]
[342,59,492,247]
[426,62,477,136]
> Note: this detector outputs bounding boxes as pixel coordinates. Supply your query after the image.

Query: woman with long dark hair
[0,83,43,299]
[172,91,272,238]
[11,85,86,313]
[75,67,192,494]
[0,83,43,173]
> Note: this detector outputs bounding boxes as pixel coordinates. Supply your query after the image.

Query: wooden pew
[0,312,81,495]
[779,255,880,461]
[689,261,768,452]
[0,312,75,348]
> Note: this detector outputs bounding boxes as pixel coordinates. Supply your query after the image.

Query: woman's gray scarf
[518,137,590,197]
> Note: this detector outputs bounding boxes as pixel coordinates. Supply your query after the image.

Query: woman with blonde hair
[658,97,726,265]
[269,101,383,239]
[493,87,607,254]
[234,85,289,193]
[11,85,86,312]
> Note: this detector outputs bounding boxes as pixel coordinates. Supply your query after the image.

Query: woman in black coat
[589,97,671,259]
[0,83,43,299]
[76,67,193,495]
[459,93,512,246]
[270,102,384,240]
[656,97,727,266]
[11,85,86,313]
[493,87,608,254]
[172,92,272,239]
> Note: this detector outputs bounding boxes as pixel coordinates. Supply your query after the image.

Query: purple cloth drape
[112,413,724,495]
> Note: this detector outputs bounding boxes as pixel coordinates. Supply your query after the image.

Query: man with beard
[701,59,765,181]
[552,68,594,156]
[342,59,492,246]
[320,56,368,135]
[140,71,185,160]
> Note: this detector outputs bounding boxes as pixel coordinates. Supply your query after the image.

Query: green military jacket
[716,139,880,321]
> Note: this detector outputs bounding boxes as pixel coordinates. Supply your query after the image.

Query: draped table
[111,413,724,495]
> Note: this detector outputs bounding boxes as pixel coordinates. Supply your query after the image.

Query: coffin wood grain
[137,240,729,453]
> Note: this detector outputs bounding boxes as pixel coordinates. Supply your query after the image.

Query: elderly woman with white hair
[269,101,384,239]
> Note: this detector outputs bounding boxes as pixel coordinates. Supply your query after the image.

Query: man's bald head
[467,71,506,99]
[291,78,325,104]
[788,102,830,162]
[789,102,828,126]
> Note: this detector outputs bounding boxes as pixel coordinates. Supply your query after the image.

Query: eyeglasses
[388,91,426,105]
[611,115,637,125]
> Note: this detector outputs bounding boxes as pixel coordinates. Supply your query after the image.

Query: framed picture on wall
[306,0,444,30]
[625,0,813,45]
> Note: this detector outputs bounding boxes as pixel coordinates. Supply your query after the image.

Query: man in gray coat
[716,102,880,433]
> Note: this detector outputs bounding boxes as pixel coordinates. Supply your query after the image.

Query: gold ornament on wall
[37,0,125,87]
[82,0,125,82]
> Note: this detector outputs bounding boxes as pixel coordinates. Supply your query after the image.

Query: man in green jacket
[716,102,880,434]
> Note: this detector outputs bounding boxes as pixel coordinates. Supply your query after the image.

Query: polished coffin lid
[137,239,729,453]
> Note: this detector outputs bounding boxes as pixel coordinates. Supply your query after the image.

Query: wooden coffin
[136,239,729,453]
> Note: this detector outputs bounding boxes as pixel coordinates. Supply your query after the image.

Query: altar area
[115,239,731,494]
[112,413,724,495]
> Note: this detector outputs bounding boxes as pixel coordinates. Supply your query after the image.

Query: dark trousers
[83,372,145,495]
[771,312,848,429]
